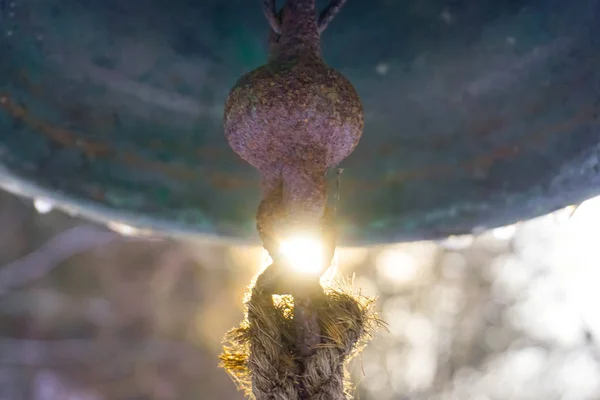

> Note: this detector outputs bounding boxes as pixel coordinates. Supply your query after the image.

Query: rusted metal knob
[223,0,363,255]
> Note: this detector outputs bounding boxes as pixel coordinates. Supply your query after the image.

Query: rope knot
[220,259,382,400]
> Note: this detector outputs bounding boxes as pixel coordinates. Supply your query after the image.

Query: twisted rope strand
[220,267,382,400]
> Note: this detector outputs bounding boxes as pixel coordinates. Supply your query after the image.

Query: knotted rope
[221,180,380,398]
[220,263,380,400]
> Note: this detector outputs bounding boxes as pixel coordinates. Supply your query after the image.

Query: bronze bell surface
[0,0,599,245]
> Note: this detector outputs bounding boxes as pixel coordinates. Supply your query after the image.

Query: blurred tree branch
[0,225,160,295]
[0,336,205,368]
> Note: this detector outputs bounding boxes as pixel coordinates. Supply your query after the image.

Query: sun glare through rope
[279,235,325,276]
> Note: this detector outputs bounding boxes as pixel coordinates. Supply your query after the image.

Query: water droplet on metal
[106,221,138,236]
[33,198,53,214]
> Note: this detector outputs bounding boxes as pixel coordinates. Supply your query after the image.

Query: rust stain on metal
[119,151,199,181]
[206,171,250,190]
[0,93,252,189]
[16,70,122,135]
[2,47,598,199]
[0,95,112,158]
[195,146,233,161]
[382,105,598,185]
[371,57,600,187]
[16,70,46,99]
[473,116,507,137]
[89,186,107,201]
[2,82,597,196]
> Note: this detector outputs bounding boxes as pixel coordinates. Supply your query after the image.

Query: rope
[220,262,381,399]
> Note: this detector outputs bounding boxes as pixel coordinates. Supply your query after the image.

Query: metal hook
[262,0,282,35]
[318,0,348,33]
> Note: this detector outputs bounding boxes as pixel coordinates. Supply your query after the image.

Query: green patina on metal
[0,0,598,244]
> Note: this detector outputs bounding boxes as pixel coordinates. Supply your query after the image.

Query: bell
[0,0,599,245]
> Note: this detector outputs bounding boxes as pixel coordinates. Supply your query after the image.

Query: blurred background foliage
[1,190,600,400]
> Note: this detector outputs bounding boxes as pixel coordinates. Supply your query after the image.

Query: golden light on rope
[279,234,326,276]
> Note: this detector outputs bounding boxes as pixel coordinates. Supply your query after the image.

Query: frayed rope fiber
[220,268,382,400]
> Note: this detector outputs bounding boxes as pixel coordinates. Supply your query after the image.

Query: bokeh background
[1,189,600,400]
